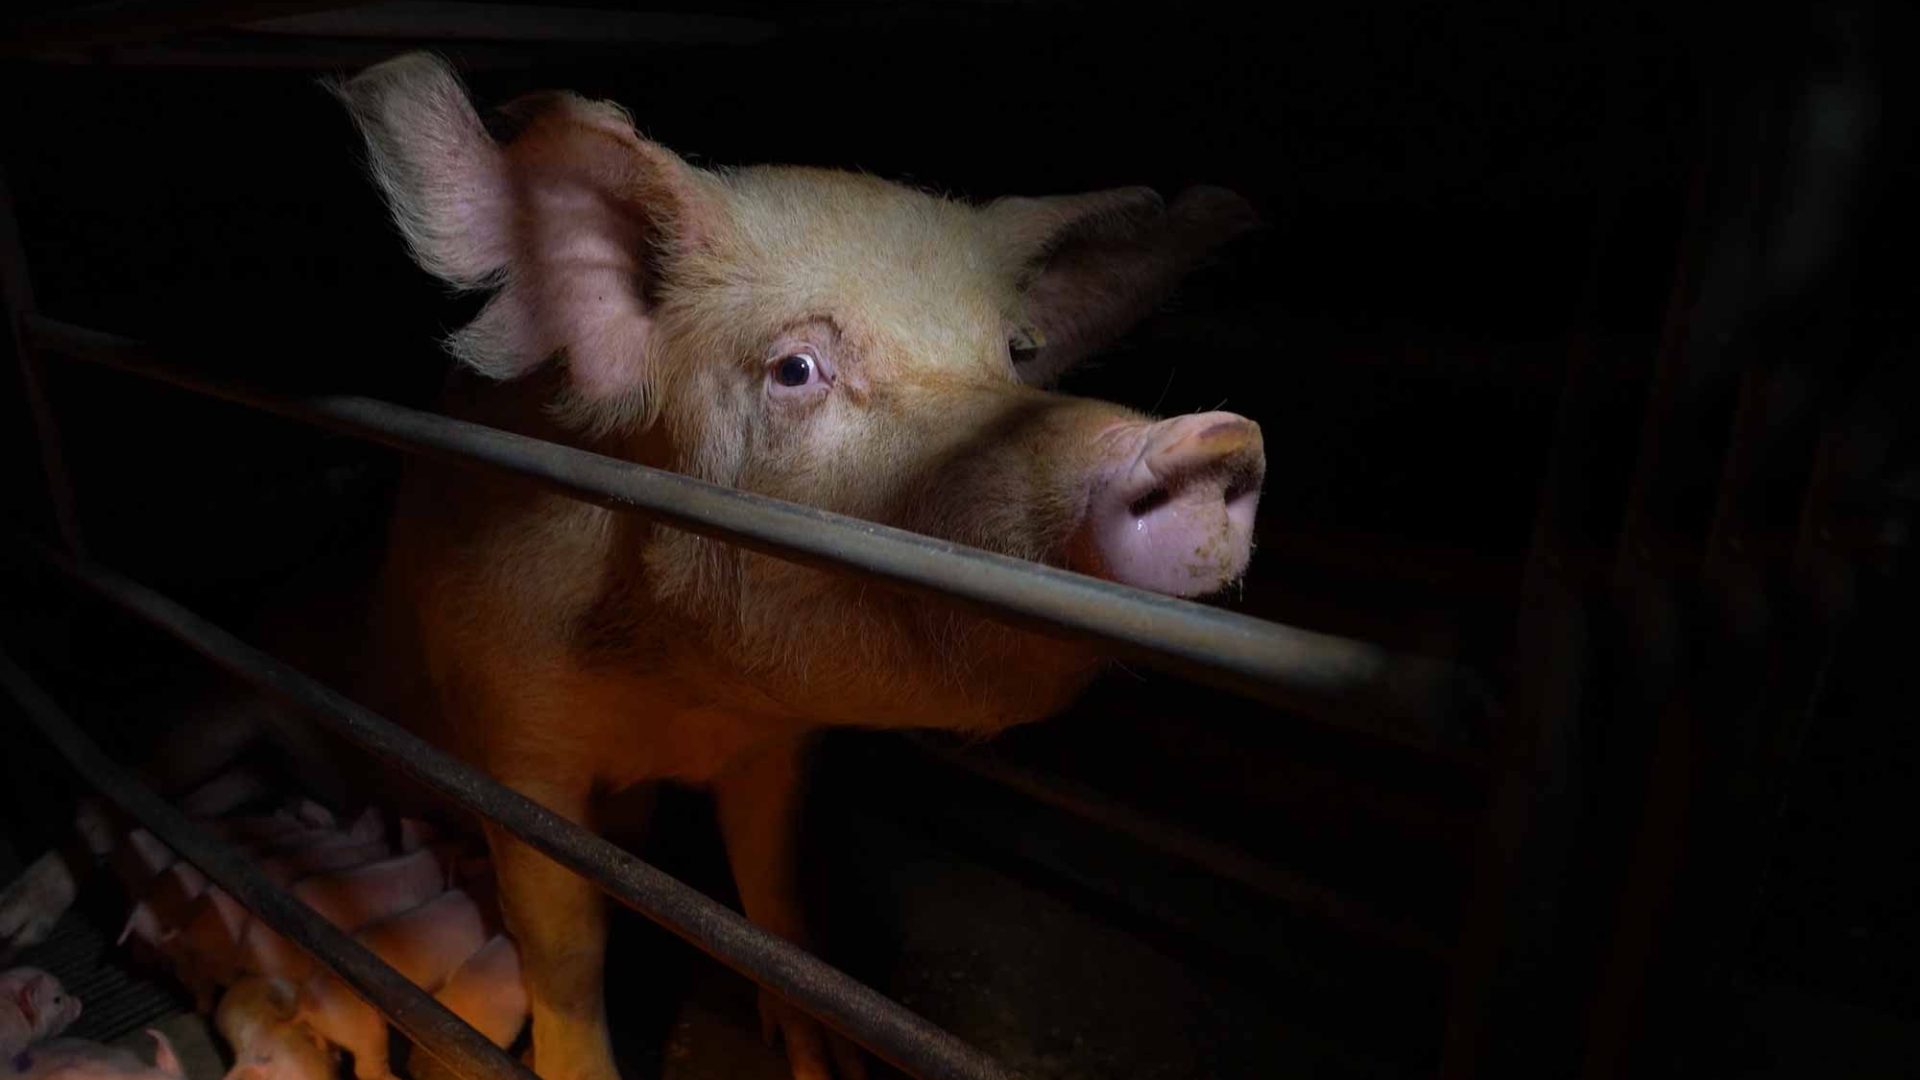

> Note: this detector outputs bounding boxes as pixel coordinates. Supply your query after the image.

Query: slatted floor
[12,913,187,1043]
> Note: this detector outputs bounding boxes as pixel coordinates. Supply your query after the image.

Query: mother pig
[321,51,1268,1080]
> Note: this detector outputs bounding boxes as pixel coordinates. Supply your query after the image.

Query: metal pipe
[24,540,1019,1080]
[0,649,535,1080]
[26,315,1485,750]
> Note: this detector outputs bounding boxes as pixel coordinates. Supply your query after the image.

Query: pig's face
[2,968,81,1044]
[335,55,1266,730]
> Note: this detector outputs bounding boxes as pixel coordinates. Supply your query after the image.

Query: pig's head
[4,968,81,1040]
[334,54,1265,730]
[215,978,336,1080]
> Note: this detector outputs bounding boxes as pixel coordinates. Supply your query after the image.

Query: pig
[240,848,448,985]
[1,968,81,1059]
[214,977,336,1080]
[321,50,1268,1080]
[6,1031,183,1080]
[295,890,490,1080]
[430,934,526,1051]
[175,888,252,1012]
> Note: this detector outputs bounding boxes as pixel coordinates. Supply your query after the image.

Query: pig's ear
[987,185,1260,387]
[329,52,711,417]
[147,1030,185,1078]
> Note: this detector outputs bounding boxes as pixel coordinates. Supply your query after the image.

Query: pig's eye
[1008,327,1043,367]
[774,353,815,387]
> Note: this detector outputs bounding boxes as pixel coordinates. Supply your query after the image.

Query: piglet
[6,1030,183,1080]
[430,935,525,1050]
[175,889,253,1013]
[214,978,336,1080]
[240,848,445,985]
[297,891,488,1080]
[0,968,82,1059]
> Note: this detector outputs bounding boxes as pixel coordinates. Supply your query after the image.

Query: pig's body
[296,890,489,1080]
[290,851,447,937]
[310,51,1272,1080]
[432,935,526,1050]
[214,977,337,1080]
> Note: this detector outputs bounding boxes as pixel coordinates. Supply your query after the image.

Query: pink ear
[208,887,250,937]
[334,51,709,417]
[119,901,160,946]
[396,817,437,852]
[291,800,336,829]
[147,1030,185,1078]
[346,806,383,845]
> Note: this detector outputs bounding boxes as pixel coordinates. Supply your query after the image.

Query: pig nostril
[1128,487,1172,518]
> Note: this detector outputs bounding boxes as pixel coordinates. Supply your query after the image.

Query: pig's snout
[1079,411,1264,597]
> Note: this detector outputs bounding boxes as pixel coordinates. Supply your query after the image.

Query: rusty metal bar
[26,315,1484,752]
[0,648,536,1080]
[23,540,1019,1080]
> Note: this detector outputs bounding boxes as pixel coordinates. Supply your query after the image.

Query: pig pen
[3,3,1919,1080]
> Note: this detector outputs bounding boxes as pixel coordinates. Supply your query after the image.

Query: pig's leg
[481,781,618,1080]
[713,738,866,1080]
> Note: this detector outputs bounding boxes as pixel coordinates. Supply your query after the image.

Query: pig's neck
[386,370,810,786]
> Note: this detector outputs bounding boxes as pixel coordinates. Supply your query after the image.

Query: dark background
[2,2,1915,1078]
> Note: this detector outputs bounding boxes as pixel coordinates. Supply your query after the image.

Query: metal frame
[0,3,1896,1078]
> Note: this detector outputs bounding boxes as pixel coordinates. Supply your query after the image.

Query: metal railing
[0,11,1488,1080]
[0,322,1482,1080]
[0,309,1484,1080]
[26,315,1487,753]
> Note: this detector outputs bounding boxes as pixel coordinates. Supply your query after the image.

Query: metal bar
[235,3,778,45]
[903,733,1453,960]
[26,315,1483,748]
[0,648,535,1080]
[0,2,366,57]
[0,167,83,554]
[23,540,1019,1080]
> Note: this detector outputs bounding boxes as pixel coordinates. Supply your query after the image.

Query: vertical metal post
[1,162,83,554]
